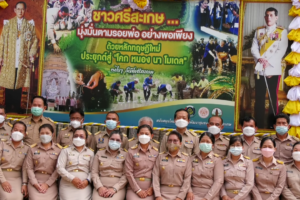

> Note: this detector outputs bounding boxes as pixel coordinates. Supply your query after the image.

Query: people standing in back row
[160,109,199,156]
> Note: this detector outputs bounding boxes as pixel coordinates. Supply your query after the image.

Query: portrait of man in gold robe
[0,1,38,113]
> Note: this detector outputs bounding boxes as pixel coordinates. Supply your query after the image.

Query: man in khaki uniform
[128,116,160,149]
[282,162,300,199]
[0,106,12,142]
[93,111,128,151]
[240,116,261,159]
[21,96,56,145]
[272,114,298,164]
[159,109,199,156]
[57,108,95,150]
[207,116,229,157]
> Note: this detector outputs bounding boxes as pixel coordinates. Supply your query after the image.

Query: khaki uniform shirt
[221,155,254,199]
[242,136,261,159]
[0,122,12,142]
[21,116,57,145]
[214,135,229,158]
[57,126,96,150]
[57,145,94,182]
[252,156,286,200]
[0,140,29,183]
[91,146,127,191]
[159,130,199,156]
[282,163,300,200]
[152,151,191,200]
[26,142,62,186]
[272,134,298,165]
[189,151,224,199]
[128,137,160,149]
[93,130,129,151]
[125,144,159,192]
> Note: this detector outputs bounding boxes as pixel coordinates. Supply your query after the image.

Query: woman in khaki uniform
[186,132,224,200]
[125,125,159,200]
[0,121,29,200]
[26,124,62,200]
[282,141,300,200]
[91,130,127,200]
[252,137,286,200]
[220,135,254,200]
[153,130,191,200]
[57,128,94,200]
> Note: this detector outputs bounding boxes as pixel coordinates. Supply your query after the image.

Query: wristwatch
[113,187,117,193]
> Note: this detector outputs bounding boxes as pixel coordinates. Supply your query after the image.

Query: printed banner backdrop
[42,0,239,132]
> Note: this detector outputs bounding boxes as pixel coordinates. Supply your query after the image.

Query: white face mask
[0,115,5,123]
[70,120,81,129]
[11,131,24,142]
[139,135,151,144]
[175,119,188,128]
[73,137,85,147]
[293,152,300,161]
[208,125,221,135]
[40,135,52,144]
[243,127,255,136]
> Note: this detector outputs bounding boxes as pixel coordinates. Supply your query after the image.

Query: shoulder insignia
[7,122,12,127]
[123,133,127,137]
[257,26,266,30]
[182,152,188,156]
[99,148,105,151]
[87,130,92,135]
[61,127,68,131]
[131,144,138,149]
[166,132,170,136]
[63,145,69,149]
[128,137,135,142]
[244,156,250,160]
[276,26,284,30]
[292,136,300,141]
[46,117,55,123]
[152,146,158,151]
[0,139,7,142]
[277,160,284,164]
[56,143,63,149]
[159,152,165,154]
[89,147,94,152]
[94,131,101,136]
[214,153,219,158]
[189,131,197,137]
[252,158,259,162]
[30,143,37,148]
[152,139,160,144]
[28,19,35,26]
[3,20,8,25]
[123,148,128,152]
[224,136,230,141]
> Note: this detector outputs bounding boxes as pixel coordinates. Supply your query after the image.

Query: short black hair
[273,113,290,124]
[229,135,243,146]
[240,116,257,127]
[260,137,276,148]
[208,116,223,124]
[12,121,27,133]
[31,96,46,106]
[39,124,54,134]
[109,130,123,141]
[168,130,182,142]
[116,81,121,84]
[106,111,119,120]
[265,7,278,16]
[199,132,215,144]
[74,128,88,139]
[174,108,190,120]
[60,6,69,13]
[293,141,300,150]
[209,36,214,40]
[137,124,153,135]
[0,105,6,113]
[15,1,27,9]
[69,108,84,117]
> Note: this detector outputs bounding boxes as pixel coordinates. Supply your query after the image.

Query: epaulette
[182,152,188,156]
[166,132,170,136]
[7,122,12,127]
[244,156,250,160]
[46,117,55,123]
[63,145,69,149]
[152,146,158,151]
[214,153,219,158]
[159,152,165,154]
[99,148,105,151]
[123,148,128,152]
[277,160,284,164]
[87,130,92,135]
[0,139,7,142]
[128,137,135,142]
[28,19,35,26]
[94,131,101,136]
[61,127,68,131]
[56,143,63,149]
[89,147,94,152]
[222,157,227,160]
[276,25,284,30]
[30,143,37,148]
[189,131,197,137]
[131,144,138,149]
[252,158,259,162]
[152,139,160,144]
[123,133,127,137]
[224,136,230,141]
[292,136,300,142]
[257,26,266,30]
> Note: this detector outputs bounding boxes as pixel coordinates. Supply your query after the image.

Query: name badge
[116,154,124,159]
[98,138,104,144]
[148,154,157,158]
[287,170,293,173]
[271,167,279,170]
[101,156,107,158]
[3,149,9,152]
[193,159,198,163]
[255,166,262,170]
[34,151,40,155]
[162,157,168,162]
[133,153,139,158]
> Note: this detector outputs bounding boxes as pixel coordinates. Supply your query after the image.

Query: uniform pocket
[49,155,58,160]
